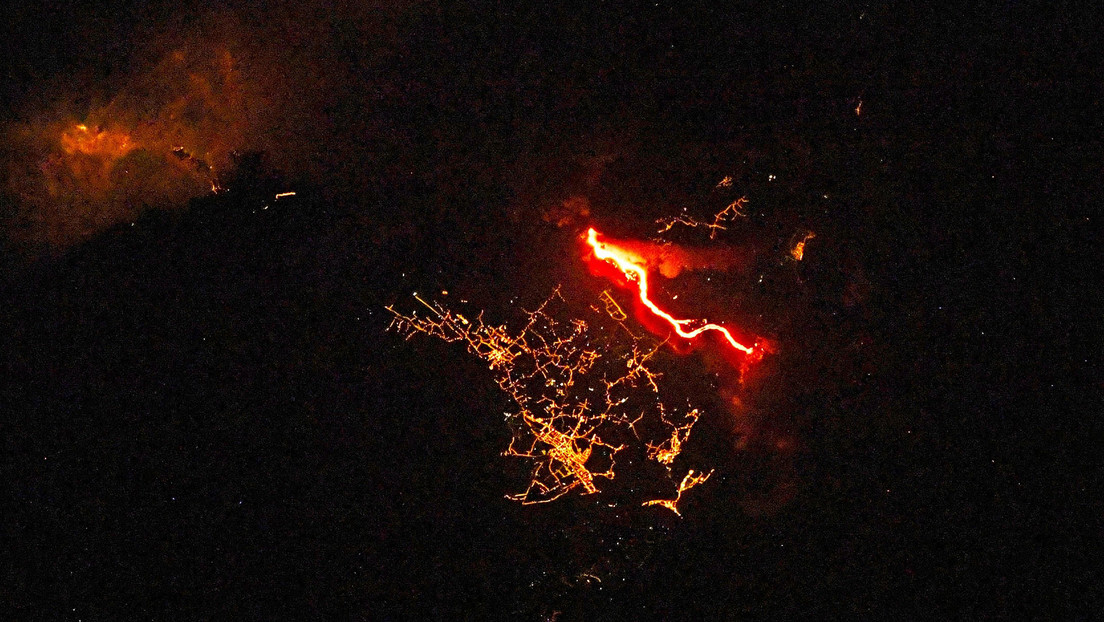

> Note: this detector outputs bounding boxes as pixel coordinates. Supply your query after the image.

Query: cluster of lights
[655,197,748,239]
[388,207,787,516]
[387,289,707,512]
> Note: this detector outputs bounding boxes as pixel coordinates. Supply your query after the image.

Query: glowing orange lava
[586,228,758,356]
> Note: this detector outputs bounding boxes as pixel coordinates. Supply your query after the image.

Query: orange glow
[586,228,757,356]
[791,231,815,261]
[60,123,137,159]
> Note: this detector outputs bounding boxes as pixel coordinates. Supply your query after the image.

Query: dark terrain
[3,2,1100,619]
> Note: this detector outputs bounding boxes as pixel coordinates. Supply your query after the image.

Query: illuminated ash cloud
[0,4,371,248]
[4,46,245,241]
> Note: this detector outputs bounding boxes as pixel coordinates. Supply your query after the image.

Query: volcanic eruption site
[1,12,805,520]
[390,203,797,517]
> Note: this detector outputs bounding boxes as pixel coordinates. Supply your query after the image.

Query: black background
[3,1,1100,619]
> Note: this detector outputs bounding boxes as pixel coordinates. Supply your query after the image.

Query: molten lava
[586,227,759,356]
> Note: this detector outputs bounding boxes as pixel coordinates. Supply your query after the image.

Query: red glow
[586,228,760,357]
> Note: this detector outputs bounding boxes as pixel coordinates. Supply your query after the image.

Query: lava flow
[586,227,760,357]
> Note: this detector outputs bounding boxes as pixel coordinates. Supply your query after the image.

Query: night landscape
[2,1,1099,619]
